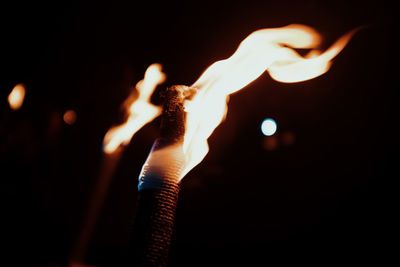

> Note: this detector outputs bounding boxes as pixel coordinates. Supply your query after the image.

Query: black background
[1,0,397,266]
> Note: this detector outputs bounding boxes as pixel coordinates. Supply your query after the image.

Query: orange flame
[8,83,26,110]
[174,24,357,179]
[103,64,165,154]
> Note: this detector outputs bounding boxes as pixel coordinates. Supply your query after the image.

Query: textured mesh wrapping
[132,178,179,267]
[132,138,184,267]
[131,86,188,266]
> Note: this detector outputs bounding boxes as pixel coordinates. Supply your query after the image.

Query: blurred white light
[261,118,277,136]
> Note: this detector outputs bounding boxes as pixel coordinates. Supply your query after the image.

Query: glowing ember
[8,83,26,110]
[167,24,357,179]
[103,63,166,154]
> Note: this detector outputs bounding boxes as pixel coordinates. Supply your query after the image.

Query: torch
[130,24,358,266]
[131,85,188,266]
[69,64,166,266]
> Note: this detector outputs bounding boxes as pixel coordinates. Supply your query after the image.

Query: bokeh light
[261,118,277,136]
[63,110,77,125]
[8,84,26,110]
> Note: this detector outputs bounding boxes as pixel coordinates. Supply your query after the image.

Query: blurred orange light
[63,110,77,125]
[8,84,26,110]
[263,136,279,151]
[281,131,295,146]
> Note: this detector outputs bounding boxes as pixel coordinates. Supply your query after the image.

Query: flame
[175,24,357,179]
[8,84,26,110]
[103,64,165,154]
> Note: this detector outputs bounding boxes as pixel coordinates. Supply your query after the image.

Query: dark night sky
[1,0,397,266]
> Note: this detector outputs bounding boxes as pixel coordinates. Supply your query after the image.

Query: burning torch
[130,24,358,266]
[69,64,165,266]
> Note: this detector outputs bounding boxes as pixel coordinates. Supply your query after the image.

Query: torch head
[138,85,196,190]
[160,85,191,144]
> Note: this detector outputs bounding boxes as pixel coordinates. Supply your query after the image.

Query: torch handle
[131,180,180,267]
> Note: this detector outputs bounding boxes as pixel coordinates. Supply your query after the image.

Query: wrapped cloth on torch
[131,85,190,267]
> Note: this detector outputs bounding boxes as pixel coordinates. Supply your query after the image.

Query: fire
[103,63,165,154]
[176,24,357,179]
[8,83,26,110]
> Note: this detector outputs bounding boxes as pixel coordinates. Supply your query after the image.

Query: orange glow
[103,63,165,154]
[8,84,26,110]
[172,24,357,179]
[63,110,77,125]
[263,136,279,151]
